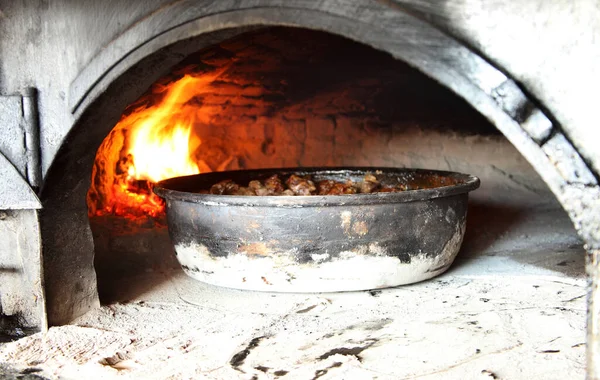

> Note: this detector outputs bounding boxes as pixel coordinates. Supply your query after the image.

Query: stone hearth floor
[0,207,588,379]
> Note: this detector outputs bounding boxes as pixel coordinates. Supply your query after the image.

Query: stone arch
[42,0,598,331]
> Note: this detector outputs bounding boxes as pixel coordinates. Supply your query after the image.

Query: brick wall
[87,27,560,299]
[90,27,551,216]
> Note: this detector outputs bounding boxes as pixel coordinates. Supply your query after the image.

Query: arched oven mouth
[83,26,513,303]
[0,3,597,379]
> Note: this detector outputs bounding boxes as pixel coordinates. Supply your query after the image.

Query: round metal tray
[154,167,480,292]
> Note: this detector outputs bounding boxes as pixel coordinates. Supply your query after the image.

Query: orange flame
[126,76,204,184]
[90,72,227,219]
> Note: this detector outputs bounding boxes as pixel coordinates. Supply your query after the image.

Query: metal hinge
[0,88,41,190]
[0,89,42,209]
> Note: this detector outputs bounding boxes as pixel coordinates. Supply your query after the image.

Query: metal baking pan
[154,167,480,292]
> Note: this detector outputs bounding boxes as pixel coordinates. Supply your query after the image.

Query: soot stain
[230,336,265,372]
[312,362,343,379]
[297,305,318,313]
[317,339,378,363]
[481,369,499,379]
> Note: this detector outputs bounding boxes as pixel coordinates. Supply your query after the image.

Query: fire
[88,71,226,219]
[128,120,199,184]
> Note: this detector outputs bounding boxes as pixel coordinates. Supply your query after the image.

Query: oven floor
[0,208,587,379]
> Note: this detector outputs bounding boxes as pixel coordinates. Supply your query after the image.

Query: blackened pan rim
[154,167,480,206]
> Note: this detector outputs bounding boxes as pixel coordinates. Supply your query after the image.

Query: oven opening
[66,27,585,377]
[86,27,487,299]
[86,27,582,300]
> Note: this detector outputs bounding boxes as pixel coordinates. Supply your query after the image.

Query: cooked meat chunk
[317,179,357,195]
[359,181,378,193]
[264,175,285,195]
[205,172,410,196]
[317,180,336,195]
[210,179,239,195]
[286,174,316,195]
[358,173,379,193]
[232,187,256,196]
[249,180,269,196]
[325,182,357,195]
[364,173,377,182]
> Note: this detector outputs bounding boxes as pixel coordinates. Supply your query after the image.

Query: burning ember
[88,70,227,219]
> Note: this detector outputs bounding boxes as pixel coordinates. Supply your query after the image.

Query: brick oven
[0,1,598,378]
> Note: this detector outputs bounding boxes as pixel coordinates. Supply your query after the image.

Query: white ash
[174,226,463,292]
